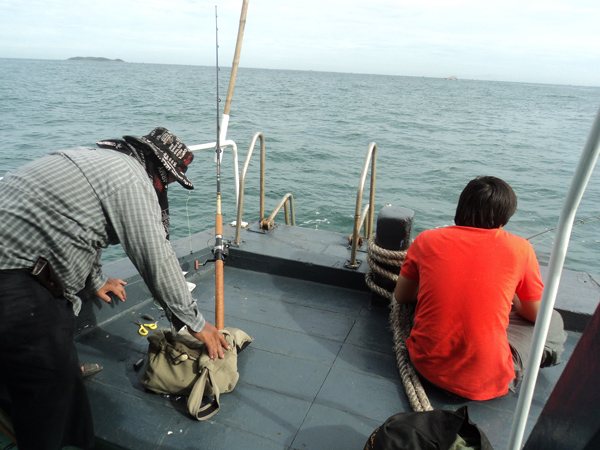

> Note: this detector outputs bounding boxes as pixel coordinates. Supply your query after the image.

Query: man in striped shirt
[0,128,229,450]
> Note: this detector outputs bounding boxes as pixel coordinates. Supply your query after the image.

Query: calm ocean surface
[2,58,600,277]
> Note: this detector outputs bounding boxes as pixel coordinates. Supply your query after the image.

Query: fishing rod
[213,0,250,331]
[214,5,225,331]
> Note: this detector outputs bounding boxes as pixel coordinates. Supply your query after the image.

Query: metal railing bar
[189,140,240,206]
[235,132,265,244]
[349,142,377,267]
[357,203,371,240]
[507,104,600,450]
[264,193,295,228]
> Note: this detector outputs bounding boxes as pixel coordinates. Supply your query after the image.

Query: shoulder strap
[187,367,221,421]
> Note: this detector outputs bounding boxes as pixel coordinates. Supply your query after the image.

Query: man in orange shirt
[394,176,566,400]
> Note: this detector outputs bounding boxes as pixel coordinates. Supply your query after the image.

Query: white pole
[507,104,600,450]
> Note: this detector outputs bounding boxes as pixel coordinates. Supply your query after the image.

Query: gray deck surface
[70,224,596,450]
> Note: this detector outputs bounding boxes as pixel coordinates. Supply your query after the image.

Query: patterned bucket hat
[124,127,194,189]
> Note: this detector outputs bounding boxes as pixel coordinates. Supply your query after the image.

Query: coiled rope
[365,234,433,412]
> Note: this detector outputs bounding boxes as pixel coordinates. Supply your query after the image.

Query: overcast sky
[1,0,599,87]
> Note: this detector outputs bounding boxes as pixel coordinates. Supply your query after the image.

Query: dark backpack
[364,406,494,450]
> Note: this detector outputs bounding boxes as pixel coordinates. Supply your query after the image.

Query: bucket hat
[123,127,194,189]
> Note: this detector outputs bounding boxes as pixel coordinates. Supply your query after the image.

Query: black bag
[364,406,494,450]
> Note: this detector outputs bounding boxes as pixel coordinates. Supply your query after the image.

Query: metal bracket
[344,259,363,270]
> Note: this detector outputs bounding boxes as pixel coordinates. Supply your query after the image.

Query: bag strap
[187,367,221,421]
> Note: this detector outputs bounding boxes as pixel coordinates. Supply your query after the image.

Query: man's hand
[189,322,231,361]
[95,278,127,303]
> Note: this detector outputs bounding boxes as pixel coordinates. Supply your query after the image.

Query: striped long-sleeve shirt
[0,147,206,332]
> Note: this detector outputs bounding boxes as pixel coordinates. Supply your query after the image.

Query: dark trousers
[404,303,567,398]
[507,308,567,390]
[0,269,94,450]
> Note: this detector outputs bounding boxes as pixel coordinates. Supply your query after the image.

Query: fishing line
[527,215,600,247]
[185,190,193,254]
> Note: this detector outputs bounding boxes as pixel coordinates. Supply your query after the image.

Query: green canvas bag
[141,327,253,421]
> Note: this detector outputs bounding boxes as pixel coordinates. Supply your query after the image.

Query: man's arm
[394,274,419,304]
[513,295,540,323]
[103,182,204,328]
[87,249,108,293]
[103,181,229,359]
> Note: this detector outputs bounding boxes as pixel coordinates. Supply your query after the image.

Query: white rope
[365,234,433,412]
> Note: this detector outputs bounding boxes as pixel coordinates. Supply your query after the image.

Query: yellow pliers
[133,320,158,336]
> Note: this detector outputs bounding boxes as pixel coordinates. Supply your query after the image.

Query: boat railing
[346,142,377,269]
[234,132,296,245]
[189,139,241,206]
[260,193,296,230]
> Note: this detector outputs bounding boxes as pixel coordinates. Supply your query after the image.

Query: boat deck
[5,223,597,449]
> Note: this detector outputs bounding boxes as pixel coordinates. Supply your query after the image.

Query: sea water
[1,58,600,277]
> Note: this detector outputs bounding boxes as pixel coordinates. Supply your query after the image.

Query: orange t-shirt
[400,226,543,400]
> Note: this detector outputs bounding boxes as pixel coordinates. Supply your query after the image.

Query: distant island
[68,57,125,62]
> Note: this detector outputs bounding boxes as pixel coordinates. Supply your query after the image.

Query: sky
[1,0,599,87]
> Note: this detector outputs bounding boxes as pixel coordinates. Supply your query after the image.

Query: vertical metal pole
[350,143,377,266]
[507,105,600,450]
[367,147,377,238]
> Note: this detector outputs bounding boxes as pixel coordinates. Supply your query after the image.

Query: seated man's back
[400,224,543,400]
[395,176,566,401]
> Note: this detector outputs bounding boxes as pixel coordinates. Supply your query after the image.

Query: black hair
[454,176,517,229]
